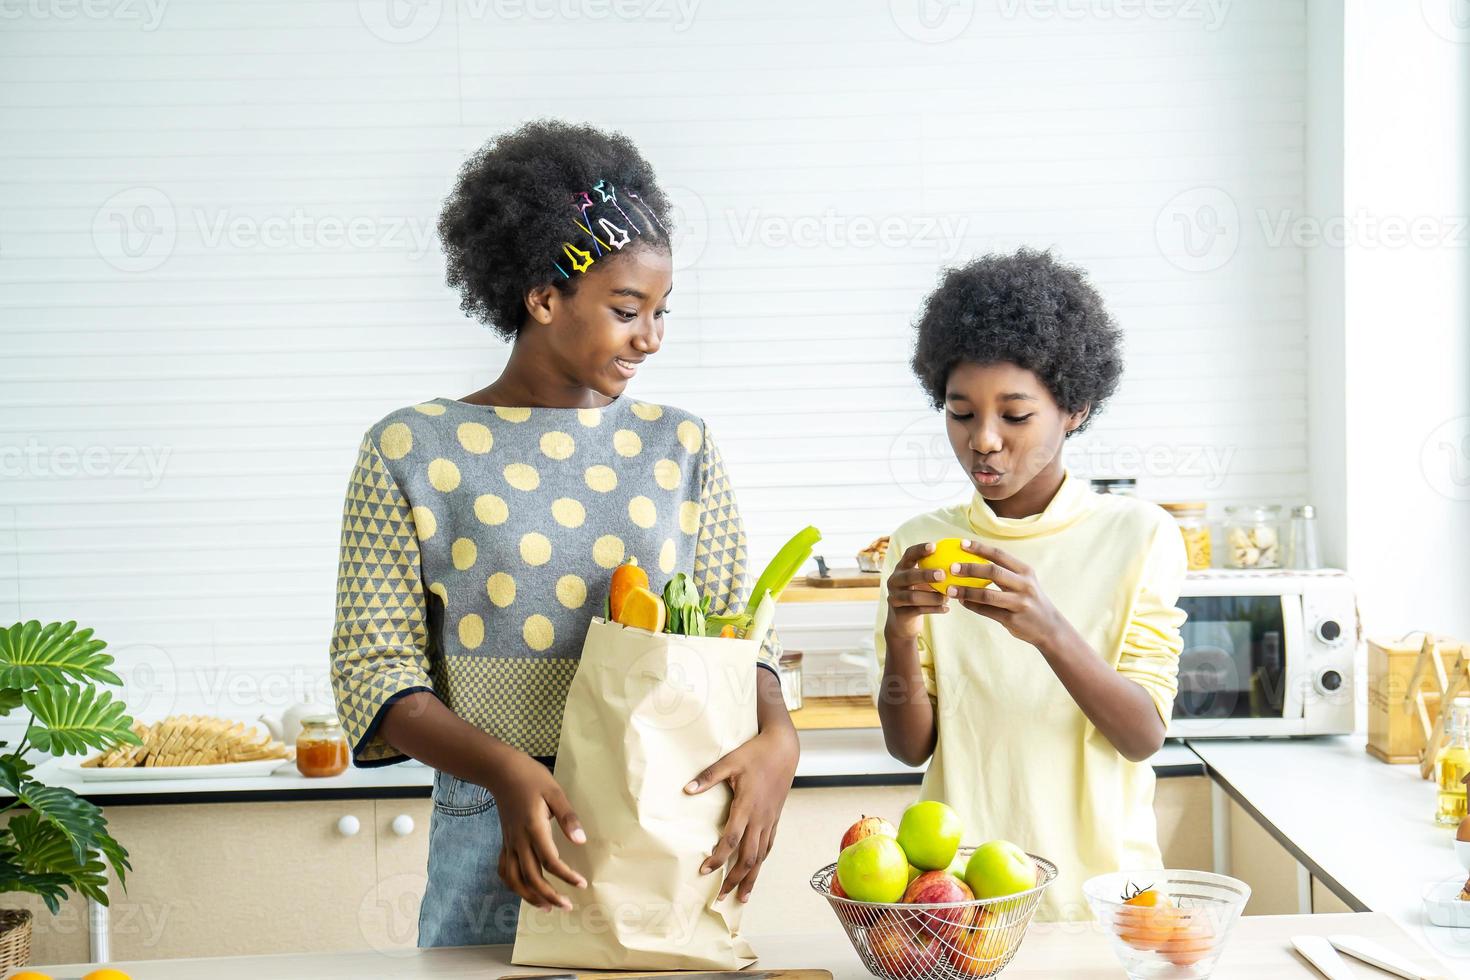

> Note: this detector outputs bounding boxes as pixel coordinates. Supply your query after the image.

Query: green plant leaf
[7,782,110,866]
[0,621,122,689]
[5,812,112,905]
[22,684,140,757]
[0,688,23,717]
[0,856,73,915]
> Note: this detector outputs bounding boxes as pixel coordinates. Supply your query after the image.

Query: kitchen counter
[33,912,1451,978]
[1190,735,1470,975]
[22,732,1204,805]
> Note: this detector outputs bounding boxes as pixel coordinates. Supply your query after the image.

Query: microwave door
[1169,594,1306,738]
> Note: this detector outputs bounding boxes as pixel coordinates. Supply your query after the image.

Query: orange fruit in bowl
[917,538,992,594]
[9,972,55,980]
[82,969,132,980]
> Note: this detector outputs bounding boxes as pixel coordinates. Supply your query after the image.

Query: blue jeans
[417,769,522,947]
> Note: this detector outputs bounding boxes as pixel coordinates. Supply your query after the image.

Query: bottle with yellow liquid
[1435,696,1470,826]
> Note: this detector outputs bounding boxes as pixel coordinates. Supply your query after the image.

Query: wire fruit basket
[810,849,1057,979]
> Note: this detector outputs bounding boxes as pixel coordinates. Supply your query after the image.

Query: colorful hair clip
[593,179,645,235]
[561,242,594,274]
[598,218,631,249]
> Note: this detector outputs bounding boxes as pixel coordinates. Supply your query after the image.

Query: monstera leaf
[0,621,121,690]
[0,621,136,914]
[22,684,139,757]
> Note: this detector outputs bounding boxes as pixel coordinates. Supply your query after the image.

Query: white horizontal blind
[0,0,1308,722]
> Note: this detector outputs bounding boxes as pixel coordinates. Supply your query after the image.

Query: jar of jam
[296,715,349,777]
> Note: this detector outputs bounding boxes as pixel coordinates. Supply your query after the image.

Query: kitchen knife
[503,972,832,980]
[1328,933,1448,980]
[1291,935,1358,980]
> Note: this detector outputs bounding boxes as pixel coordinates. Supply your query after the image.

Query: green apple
[946,851,968,879]
[896,800,963,871]
[964,839,1035,900]
[836,835,908,903]
[906,862,923,885]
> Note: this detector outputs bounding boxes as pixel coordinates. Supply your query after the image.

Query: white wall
[1339,0,1470,639]
[0,0,1312,723]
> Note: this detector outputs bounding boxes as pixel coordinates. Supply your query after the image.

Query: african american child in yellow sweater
[874,249,1187,922]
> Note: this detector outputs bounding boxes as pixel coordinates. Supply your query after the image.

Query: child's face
[540,244,673,398]
[943,360,1087,502]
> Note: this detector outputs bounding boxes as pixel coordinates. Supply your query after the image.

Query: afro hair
[437,119,673,341]
[910,248,1123,435]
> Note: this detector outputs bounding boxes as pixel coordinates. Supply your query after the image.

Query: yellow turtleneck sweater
[872,472,1187,922]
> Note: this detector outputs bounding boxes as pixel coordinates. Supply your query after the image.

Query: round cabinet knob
[391,814,415,837]
[1319,669,1343,693]
[336,815,361,837]
[1316,619,1343,644]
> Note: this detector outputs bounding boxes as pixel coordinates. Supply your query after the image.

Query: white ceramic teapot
[259,701,332,747]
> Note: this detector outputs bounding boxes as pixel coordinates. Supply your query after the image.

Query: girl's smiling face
[526,244,673,399]
[944,360,1089,516]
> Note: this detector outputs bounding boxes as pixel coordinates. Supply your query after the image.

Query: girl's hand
[685,725,799,903]
[884,541,952,642]
[946,541,1064,648]
[488,751,589,911]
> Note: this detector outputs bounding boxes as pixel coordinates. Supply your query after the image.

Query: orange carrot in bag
[608,558,648,621]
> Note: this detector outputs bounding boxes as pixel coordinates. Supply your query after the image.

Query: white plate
[1424,877,1470,928]
[59,758,291,781]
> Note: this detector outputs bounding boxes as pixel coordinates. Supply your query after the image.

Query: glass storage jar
[1161,502,1212,571]
[296,714,349,777]
[1223,504,1282,569]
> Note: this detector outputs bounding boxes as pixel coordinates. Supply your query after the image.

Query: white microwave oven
[1166,570,1357,739]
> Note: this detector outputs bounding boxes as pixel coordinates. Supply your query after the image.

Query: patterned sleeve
[330,434,437,767]
[691,425,783,676]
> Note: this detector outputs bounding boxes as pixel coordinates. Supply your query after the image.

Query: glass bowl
[1083,869,1250,980]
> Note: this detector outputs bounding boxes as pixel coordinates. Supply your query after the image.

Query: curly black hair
[910,248,1123,434]
[437,119,673,341]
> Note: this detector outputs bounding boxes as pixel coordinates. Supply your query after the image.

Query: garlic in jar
[1224,505,1282,568]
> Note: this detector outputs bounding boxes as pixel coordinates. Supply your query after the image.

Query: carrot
[608,558,648,621]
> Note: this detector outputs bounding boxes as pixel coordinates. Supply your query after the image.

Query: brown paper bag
[511,617,760,970]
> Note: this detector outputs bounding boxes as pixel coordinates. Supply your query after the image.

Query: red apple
[840,814,897,852]
[902,870,975,942]
[868,919,942,976]
[948,916,1007,977]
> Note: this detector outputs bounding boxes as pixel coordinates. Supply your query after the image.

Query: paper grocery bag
[511,617,761,970]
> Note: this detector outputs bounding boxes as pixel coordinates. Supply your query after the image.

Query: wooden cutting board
[804,568,881,588]
[504,971,832,980]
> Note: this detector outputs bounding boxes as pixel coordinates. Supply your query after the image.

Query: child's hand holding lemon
[887,537,1064,649]
[884,537,991,641]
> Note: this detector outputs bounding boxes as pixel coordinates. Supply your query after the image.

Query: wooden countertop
[33,912,1455,978]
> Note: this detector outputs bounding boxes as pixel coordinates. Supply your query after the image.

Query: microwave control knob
[1315,619,1343,644]
[1318,669,1343,693]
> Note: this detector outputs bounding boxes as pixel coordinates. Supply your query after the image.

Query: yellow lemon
[83,970,132,980]
[916,537,992,594]
[11,972,55,980]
